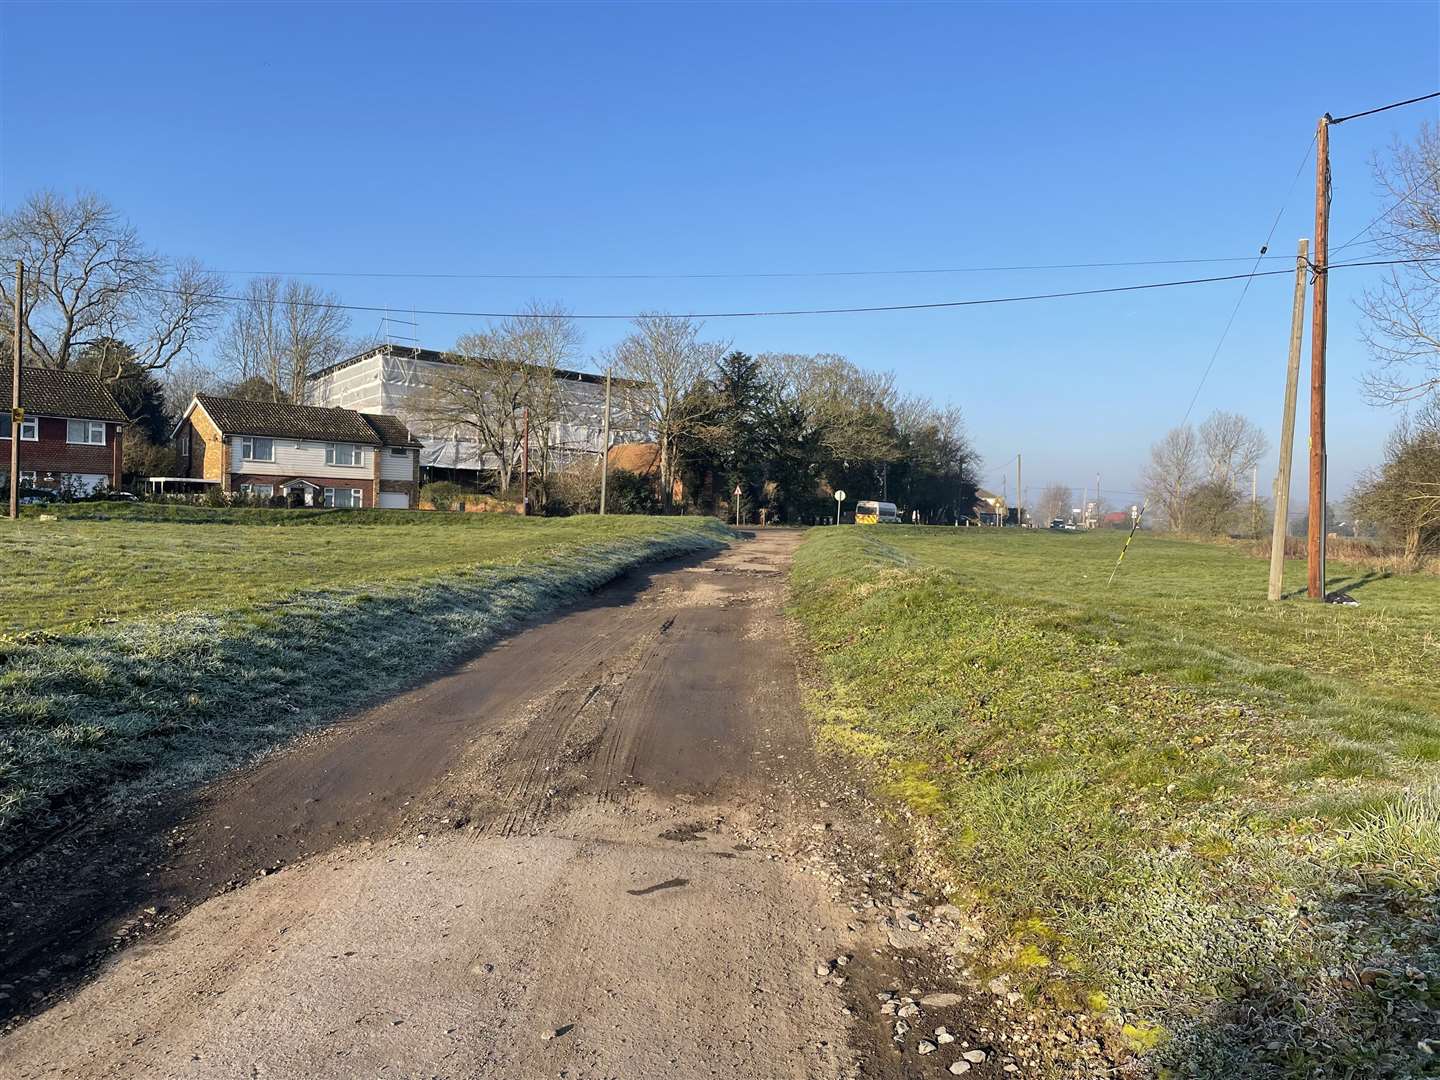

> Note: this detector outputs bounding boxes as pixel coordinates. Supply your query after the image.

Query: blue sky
[2,1,1437,506]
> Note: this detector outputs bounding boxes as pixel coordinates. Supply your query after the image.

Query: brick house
[1,363,128,496]
[172,395,421,508]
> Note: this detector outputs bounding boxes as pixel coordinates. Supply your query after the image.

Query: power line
[206,253,1317,283]
[144,256,1435,323]
[1329,90,1440,126]
[1177,131,1317,426]
[1332,163,1440,254]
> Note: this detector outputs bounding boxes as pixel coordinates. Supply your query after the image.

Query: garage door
[378,491,410,509]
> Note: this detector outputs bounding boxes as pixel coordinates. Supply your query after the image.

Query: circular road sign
[834,490,846,502]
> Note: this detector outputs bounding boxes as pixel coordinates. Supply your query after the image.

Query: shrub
[420,481,467,512]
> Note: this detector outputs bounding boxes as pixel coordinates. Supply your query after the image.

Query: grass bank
[790,526,1440,1078]
[2,506,718,633]
[0,512,729,855]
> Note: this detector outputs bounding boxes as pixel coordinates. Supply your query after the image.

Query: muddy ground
[0,531,1102,1079]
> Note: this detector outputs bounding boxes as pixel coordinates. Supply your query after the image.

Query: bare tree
[1359,123,1440,404]
[1037,483,1072,523]
[1198,410,1268,492]
[216,277,350,402]
[1142,425,1200,530]
[282,281,350,403]
[161,356,220,416]
[407,304,583,497]
[608,314,728,510]
[0,190,224,373]
[1352,396,1440,566]
[760,352,900,466]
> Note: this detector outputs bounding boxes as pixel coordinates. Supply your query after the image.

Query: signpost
[833,489,846,526]
[733,484,742,527]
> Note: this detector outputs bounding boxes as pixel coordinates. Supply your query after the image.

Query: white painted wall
[379,448,415,480]
[228,437,373,479]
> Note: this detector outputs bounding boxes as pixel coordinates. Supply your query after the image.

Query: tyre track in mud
[2,531,1023,1080]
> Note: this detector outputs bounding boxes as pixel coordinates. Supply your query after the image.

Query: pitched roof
[193,395,385,444]
[1,364,129,422]
[606,441,661,475]
[359,412,422,448]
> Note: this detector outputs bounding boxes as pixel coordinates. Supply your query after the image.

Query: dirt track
[0,532,1025,1080]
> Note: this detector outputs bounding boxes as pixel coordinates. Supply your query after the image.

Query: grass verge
[0,514,729,857]
[790,526,1440,1078]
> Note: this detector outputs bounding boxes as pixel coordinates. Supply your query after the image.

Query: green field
[790,526,1440,1077]
[2,505,720,634]
[0,507,729,853]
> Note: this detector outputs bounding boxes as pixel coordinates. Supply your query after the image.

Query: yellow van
[855,500,900,524]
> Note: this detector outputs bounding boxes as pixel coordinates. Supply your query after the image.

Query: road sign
[733,484,742,497]
[833,490,846,527]
[834,490,846,502]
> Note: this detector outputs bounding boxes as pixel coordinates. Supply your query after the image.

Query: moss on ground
[789,526,1440,1078]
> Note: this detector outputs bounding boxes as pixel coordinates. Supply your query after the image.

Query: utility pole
[8,261,20,521]
[1267,238,1307,601]
[521,406,530,515]
[1016,454,1022,527]
[1308,115,1331,600]
[1095,473,1101,527]
[598,368,612,516]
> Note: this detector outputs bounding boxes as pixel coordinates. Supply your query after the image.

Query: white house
[172,394,422,509]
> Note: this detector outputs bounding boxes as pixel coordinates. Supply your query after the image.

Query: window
[179,431,191,456]
[240,483,275,499]
[66,419,107,445]
[323,487,364,508]
[19,471,36,486]
[241,436,274,462]
[390,447,408,457]
[6,415,38,440]
[325,443,363,466]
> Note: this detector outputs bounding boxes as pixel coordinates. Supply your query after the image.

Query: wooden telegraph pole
[520,406,530,515]
[1016,454,1022,527]
[9,261,21,520]
[598,368,612,516]
[1308,116,1331,600]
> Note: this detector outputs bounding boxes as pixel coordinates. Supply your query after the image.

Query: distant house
[171,395,422,508]
[1,363,128,496]
[973,488,1006,526]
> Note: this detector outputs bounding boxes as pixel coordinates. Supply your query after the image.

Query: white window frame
[179,431,191,456]
[1,415,38,441]
[239,483,275,499]
[322,487,364,509]
[325,443,363,467]
[241,436,275,462]
[389,446,408,457]
[19,470,37,486]
[66,419,107,445]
